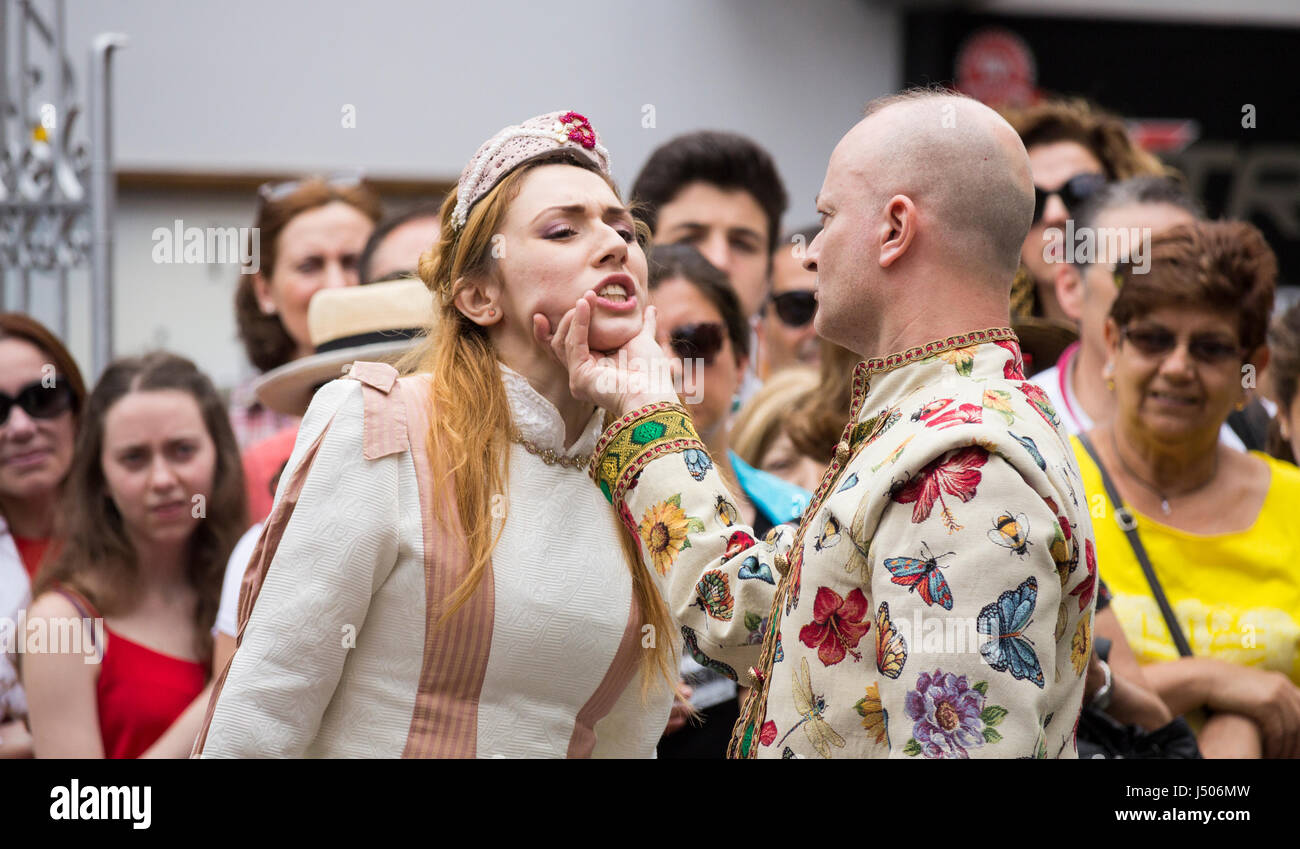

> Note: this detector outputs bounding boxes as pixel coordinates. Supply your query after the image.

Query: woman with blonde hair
[731,364,822,494]
[195,112,774,758]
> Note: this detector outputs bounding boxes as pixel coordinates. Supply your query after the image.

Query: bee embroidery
[988,512,1032,557]
[814,513,842,552]
[715,494,739,528]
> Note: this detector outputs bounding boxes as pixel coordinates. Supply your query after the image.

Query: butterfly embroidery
[738,555,774,584]
[683,448,713,481]
[977,576,1045,688]
[784,544,805,615]
[837,473,859,493]
[875,601,908,679]
[680,626,737,681]
[884,541,956,609]
[692,570,735,625]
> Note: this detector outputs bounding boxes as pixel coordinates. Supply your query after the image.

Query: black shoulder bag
[1073,432,1201,759]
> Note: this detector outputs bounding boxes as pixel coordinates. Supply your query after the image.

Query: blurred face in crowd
[367,215,440,283]
[0,338,76,511]
[254,201,374,358]
[1022,141,1105,295]
[654,182,770,320]
[651,277,746,443]
[489,164,647,354]
[1063,203,1198,366]
[1106,305,1247,447]
[759,430,823,493]
[761,243,821,375]
[1282,393,1300,461]
[101,389,217,549]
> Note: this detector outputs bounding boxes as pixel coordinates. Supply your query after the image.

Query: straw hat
[255,277,434,416]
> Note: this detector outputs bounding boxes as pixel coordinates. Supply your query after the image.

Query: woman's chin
[587,313,642,353]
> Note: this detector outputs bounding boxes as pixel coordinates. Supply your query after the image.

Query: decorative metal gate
[1,0,124,375]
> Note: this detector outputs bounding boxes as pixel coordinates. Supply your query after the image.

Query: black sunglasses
[0,380,74,427]
[770,290,817,328]
[1033,172,1107,223]
[669,322,726,366]
[1121,326,1243,365]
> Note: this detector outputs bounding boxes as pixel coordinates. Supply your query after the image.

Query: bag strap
[1076,432,1194,658]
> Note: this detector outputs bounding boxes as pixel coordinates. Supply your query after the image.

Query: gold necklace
[510,429,591,471]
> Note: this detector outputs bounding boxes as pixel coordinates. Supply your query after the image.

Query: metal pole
[88,31,125,377]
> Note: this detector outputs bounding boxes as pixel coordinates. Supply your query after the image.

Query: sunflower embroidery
[639,495,703,575]
[854,681,890,747]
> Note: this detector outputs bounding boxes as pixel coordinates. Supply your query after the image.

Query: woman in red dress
[22,352,246,757]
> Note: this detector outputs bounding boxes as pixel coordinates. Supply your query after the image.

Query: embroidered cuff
[590,402,704,504]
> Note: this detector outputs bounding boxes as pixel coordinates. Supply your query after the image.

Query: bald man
[558,89,1097,759]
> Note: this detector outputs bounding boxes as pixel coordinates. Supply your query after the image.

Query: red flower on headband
[559,112,597,149]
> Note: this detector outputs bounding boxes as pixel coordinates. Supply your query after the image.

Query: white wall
[45,0,902,387]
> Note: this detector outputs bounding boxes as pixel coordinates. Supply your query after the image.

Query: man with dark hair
[631,131,788,323]
[358,200,442,285]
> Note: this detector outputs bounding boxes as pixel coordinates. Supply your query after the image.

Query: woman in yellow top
[1073,219,1300,759]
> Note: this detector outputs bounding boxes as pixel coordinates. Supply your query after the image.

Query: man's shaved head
[838,90,1034,276]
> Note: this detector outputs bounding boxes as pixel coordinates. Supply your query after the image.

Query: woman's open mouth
[592,274,638,313]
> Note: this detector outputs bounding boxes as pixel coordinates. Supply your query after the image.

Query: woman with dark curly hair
[1072,220,1300,759]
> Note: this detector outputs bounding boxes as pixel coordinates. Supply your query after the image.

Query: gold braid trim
[590,402,704,505]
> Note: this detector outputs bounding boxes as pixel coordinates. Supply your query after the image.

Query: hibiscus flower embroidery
[890,446,988,532]
[902,671,1009,759]
[923,402,983,430]
[995,339,1025,379]
[799,586,871,665]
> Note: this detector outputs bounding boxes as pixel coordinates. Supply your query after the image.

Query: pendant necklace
[1108,429,1217,515]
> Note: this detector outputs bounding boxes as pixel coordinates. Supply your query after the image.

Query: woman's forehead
[1133,304,1239,336]
[509,164,620,215]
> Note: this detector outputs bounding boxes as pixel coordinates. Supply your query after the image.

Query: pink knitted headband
[451,110,612,231]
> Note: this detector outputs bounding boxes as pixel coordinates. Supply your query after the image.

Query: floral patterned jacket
[591,329,1097,758]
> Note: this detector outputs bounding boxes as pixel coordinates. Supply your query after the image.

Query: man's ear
[252,272,276,315]
[451,273,503,327]
[1055,263,1085,323]
[878,195,917,269]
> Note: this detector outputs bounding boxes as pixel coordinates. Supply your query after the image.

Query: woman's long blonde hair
[398,152,676,693]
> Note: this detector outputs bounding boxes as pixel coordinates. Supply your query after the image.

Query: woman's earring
[488,308,497,317]
[1104,362,1115,392]
[1236,400,1246,412]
